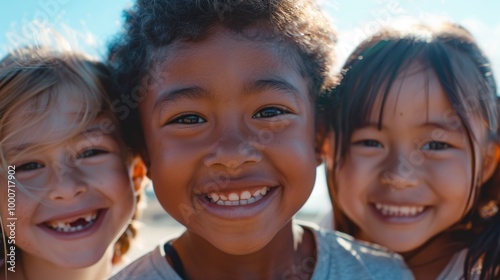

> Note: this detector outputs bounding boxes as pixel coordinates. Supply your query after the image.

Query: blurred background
[1,0,498,266]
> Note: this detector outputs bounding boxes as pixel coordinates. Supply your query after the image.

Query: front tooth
[375,203,383,210]
[85,214,92,222]
[210,193,220,202]
[417,206,424,213]
[228,193,239,201]
[410,207,417,215]
[240,191,251,200]
[219,194,228,201]
[400,207,410,216]
[216,200,224,205]
[224,201,232,206]
[260,187,268,196]
[252,189,261,197]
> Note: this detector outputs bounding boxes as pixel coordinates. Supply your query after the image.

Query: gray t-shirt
[110,224,413,280]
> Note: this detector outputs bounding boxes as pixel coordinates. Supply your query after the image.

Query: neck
[401,232,465,280]
[173,222,316,280]
[11,247,113,280]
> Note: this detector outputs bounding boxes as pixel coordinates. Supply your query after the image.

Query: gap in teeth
[208,187,271,206]
[374,203,425,217]
[46,210,99,232]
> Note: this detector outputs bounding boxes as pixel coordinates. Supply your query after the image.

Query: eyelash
[422,141,450,150]
[17,162,45,172]
[353,139,383,148]
[77,149,109,159]
[252,106,290,119]
[167,114,207,125]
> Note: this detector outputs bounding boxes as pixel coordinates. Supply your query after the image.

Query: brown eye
[422,141,450,150]
[168,114,206,124]
[355,139,383,148]
[77,149,108,159]
[253,107,287,118]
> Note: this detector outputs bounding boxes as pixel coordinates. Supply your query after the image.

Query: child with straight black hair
[108,0,413,279]
[321,20,500,279]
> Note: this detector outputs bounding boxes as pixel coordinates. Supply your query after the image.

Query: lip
[37,209,107,240]
[369,203,430,224]
[195,177,279,195]
[196,186,279,220]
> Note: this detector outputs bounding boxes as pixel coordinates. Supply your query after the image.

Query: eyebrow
[153,78,303,112]
[244,78,302,98]
[7,126,106,155]
[356,121,464,133]
[153,86,212,111]
[418,121,464,133]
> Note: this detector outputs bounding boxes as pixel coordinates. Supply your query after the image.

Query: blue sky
[1,0,499,72]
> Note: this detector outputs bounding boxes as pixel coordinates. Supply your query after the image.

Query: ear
[139,146,152,178]
[321,131,336,173]
[130,157,148,194]
[480,143,500,185]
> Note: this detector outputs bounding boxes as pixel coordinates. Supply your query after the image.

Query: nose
[48,163,88,200]
[379,153,419,190]
[203,127,262,169]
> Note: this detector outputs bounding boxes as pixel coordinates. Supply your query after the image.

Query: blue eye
[422,141,450,150]
[17,162,44,171]
[168,114,206,124]
[77,149,108,159]
[253,107,288,118]
[355,139,383,148]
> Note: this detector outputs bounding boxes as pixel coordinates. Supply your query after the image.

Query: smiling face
[334,64,494,253]
[0,91,135,268]
[139,26,317,255]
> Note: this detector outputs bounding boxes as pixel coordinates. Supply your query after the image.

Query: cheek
[335,158,371,212]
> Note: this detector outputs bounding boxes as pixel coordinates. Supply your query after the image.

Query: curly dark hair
[107,0,337,153]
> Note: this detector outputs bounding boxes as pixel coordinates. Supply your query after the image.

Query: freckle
[399,112,403,116]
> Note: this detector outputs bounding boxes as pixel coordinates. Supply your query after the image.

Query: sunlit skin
[139,25,318,279]
[326,64,497,279]
[0,92,139,280]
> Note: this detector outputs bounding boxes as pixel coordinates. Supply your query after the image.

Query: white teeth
[260,187,268,196]
[207,188,271,206]
[374,203,425,217]
[46,211,99,232]
[228,193,239,201]
[209,193,219,202]
[240,191,251,200]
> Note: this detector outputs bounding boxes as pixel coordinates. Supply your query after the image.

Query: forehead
[370,65,450,123]
[149,25,305,85]
[368,63,488,140]
[3,90,106,151]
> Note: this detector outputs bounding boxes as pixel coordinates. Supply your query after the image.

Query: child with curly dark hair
[108,1,413,279]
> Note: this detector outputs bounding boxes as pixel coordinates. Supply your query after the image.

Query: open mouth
[44,209,103,233]
[205,187,274,206]
[373,203,426,217]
